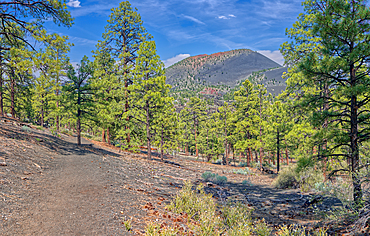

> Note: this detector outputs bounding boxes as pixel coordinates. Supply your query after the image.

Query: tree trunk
[10,74,15,118]
[56,69,60,132]
[77,110,81,146]
[77,88,81,145]
[102,129,106,143]
[277,129,280,173]
[0,65,3,117]
[160,124,164,161]
[146,101,151,160]
[246,149,250,167]
[106,127,111,144]
[194,121,198,157]
[350,65,362,207]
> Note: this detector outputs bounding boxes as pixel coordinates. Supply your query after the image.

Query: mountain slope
[165,49,286,95]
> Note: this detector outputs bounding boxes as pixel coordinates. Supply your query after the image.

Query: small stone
[0,162,7,166]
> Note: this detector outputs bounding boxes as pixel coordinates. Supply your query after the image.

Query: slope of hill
[165,49,287,100]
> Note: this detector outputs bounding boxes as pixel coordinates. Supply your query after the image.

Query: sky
[44,0,305,67]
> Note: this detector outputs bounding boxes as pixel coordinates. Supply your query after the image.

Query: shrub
[254,219,272,236]
[297,167,325,192]
[238,162,248,167]
[213,174,227,185]
[229,168,254,176]
[273,165,298,189]
[21,125,32,133]
[201,171,227,184]
[242,179,253,186]
[201,171,215,181]
[277,225,327,236]
[296,156,315,174]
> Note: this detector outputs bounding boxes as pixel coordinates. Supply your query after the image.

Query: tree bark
[0,62,3,117]
[10,74,15,118]
[102,129,106,142]
[350,65,362,207]
[106,127,110,144]
[146,100,151,160]
[277,129,280,173]
[160,124,164,161]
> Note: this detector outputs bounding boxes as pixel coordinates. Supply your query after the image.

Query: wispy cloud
[66,0,81,8]
[163,54,191,67]
[258,0,301,19]
[182,15,206,25]
[69,36,98,46]
[257,50,284,65]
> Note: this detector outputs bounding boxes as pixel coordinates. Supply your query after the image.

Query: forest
[2,0,370,232]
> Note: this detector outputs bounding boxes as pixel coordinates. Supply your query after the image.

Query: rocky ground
[0,117,355,235]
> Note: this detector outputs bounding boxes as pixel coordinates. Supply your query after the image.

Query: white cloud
[66,0,81,8]
[218,14,236,20]
[182,15,206,25]
[257,50,284,66]
[163,54,191,68]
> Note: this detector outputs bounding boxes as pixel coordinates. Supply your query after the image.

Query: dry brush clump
[144,181,328,236]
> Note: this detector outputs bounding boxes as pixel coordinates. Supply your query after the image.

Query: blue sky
[45,0,304,67]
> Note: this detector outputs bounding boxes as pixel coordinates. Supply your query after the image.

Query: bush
[297,167,325,192]
[21,125,32,133]
[201,171,227,185]
[242,179,253,186]
[238,162,248,167]
[201,171,215,181]
[213,174,227,185]
[229,168,254,176]
[296,156,315,173]
[277,225,327,236]
[273,165,298,189]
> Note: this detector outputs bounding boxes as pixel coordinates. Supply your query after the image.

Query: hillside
[165,49,287,100]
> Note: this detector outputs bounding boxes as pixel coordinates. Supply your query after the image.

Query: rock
[0,162,7,166]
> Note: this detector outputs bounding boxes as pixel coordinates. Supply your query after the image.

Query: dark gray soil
[0,118,346,235]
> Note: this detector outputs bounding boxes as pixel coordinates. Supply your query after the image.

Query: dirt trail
[0,119,343,235]
[2,135,131,235]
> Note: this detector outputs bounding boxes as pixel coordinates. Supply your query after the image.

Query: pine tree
[63,56,95,145]
[98,1,151,146]
[281,0,370,206]
[127,41,170,159]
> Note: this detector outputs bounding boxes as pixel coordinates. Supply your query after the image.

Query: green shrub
[297,167,325,192]
[296,156,315,173]
[213,174,227,185]
[242,179,253,186]
[273,165,298,189]
[229,168,254,176]
[254,219,272,236]
[238,162,248,167]
[201,171,215,181]
[201,171,227,184]
[167,181,216,221]
[21,125,32,133]
[277,225,327,236]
